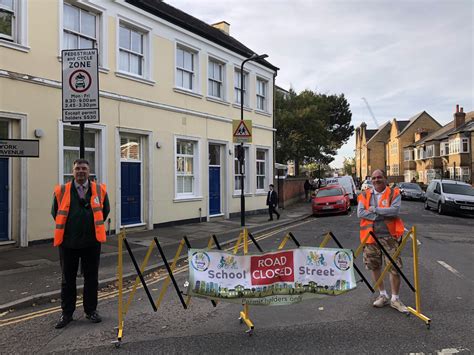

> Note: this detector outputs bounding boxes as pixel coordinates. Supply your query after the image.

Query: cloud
[168,0,473,167]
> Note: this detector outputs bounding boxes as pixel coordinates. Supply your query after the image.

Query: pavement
[0,201,312,312]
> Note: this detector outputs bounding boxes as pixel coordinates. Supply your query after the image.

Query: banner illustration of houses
[188,247,357,306]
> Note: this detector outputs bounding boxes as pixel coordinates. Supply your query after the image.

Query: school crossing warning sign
[232,119,252,143]
[62,49,100,124]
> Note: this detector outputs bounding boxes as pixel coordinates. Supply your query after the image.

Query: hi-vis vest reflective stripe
[357,187,404,244]
[53,181,107,247]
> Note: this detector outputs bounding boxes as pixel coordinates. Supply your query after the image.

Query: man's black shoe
[55,314,73,329]
[85,311,102,323]
[268,218,273,221]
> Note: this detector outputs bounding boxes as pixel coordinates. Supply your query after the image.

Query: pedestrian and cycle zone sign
[233,119,252,143]
[188,247,356,305]
[62,48,99,123]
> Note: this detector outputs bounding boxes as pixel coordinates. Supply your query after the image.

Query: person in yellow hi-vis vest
[357,169,408,313]
[51,159,110,329]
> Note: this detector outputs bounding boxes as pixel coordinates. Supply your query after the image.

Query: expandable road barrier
[113,228,264,346]
[113,225,430,347]
[316,226,431,328]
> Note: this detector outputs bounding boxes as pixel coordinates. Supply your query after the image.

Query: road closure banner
[188,247,356,306]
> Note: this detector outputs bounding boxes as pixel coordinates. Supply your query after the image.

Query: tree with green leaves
[275,89,353,176]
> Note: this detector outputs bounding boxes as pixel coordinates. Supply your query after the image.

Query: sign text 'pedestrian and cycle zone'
[0,139,39,158]
[62,49,99,124]
[233,119,252,143]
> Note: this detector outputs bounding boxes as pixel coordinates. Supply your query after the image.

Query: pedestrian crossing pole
[239,53,268,227]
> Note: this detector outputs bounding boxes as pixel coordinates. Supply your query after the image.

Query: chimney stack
[212,21,230,35]
[454,104,466,129]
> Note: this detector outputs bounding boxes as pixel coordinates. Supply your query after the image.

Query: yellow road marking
[0,219,312,327]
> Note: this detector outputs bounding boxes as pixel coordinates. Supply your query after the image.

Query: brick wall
[276,177,306,208]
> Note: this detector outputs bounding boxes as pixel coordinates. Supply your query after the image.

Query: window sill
[173,196,203,202]
[173,87,203,99]
[232,103,252,112]
[232,193,253,198]
[0,41,30,52]
[206,96,230,106]
[255,191,267,196]
[255,109,272,117]
[99,67,110,74]
[115,71,155,86]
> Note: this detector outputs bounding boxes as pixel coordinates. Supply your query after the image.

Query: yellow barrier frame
[320,227,431,328]
[236,228,254,335]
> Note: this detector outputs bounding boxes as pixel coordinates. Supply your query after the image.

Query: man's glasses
[371,176,384,180]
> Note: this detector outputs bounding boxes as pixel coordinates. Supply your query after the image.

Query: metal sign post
[62,48,100,159]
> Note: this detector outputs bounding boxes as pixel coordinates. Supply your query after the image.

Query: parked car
[312,185,351,216]
[325,176,358,204]
[424,179,474,215]
[396,182,425,201]
[361,179,373,191]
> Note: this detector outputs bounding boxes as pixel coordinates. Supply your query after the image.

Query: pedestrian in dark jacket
[266,184,280,221]
[304,179,312,202]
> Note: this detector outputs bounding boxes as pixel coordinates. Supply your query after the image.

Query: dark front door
[121,161,141,225]
[209,166,221,215]
[0,158,8,240]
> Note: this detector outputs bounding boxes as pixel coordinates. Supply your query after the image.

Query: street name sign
[62,48,100,124]
[232,119,252,143]
[0,139,39,158]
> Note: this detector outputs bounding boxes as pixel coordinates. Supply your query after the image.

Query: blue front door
[121,162,141,225]
[209,166,221,215]
[0,159,8,240]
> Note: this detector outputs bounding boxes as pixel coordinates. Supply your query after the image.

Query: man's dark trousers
[268,204,280,220]
[59,243,101,316]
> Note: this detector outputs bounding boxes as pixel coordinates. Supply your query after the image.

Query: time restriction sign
[62,48,100,123]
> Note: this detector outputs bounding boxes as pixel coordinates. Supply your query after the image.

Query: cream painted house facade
[0,0,278,246]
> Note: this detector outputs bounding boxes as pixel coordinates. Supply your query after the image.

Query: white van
[325,176,358,204]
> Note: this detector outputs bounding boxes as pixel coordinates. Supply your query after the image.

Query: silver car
[424,179,474,215]
[397,182,425,201]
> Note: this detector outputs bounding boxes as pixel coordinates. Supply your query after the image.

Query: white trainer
[373,295,390,307]
[390,299,408,313]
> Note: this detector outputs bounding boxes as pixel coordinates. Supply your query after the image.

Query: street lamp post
[239,53,268,227]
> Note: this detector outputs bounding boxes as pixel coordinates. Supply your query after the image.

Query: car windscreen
[316,188,343,197]
[442,184,474,196]
[400,183,421,190]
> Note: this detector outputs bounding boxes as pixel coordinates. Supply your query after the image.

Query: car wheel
[424,200,430,210]
[437,202,445,215]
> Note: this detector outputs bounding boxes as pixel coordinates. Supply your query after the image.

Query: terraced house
[0,0,278,246]
[355,121,390,180]
[356,111,441,183]
[385,112,441,182]
[407,105,474,184]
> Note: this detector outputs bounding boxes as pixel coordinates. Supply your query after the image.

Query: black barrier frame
[288,232,301,248]
[153,237,188,309]
[123,237,157,312]
[327,232,375,293]
[368,231,416,293]
[247,232,264,253]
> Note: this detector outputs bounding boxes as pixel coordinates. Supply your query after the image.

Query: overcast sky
[169,0,473,168]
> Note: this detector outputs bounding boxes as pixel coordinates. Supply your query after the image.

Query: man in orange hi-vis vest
[357,169,408,313]
[51,159,110,329]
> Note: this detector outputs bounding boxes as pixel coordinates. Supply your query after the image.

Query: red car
[312,185,351,216]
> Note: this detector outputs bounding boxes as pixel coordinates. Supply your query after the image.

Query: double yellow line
[0,219,312,327]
